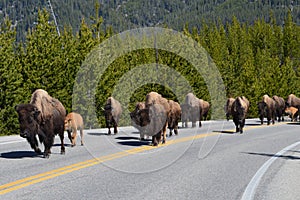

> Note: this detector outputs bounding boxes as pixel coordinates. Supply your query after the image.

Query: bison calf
[65,112,84,147]
[285,106,298,122]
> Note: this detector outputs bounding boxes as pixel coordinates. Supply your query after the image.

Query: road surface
[1,118,300,200]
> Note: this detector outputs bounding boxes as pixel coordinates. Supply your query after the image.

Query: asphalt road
[1,118,300,200]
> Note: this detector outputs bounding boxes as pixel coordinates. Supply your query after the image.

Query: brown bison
[148,103,168,146]
[104,97,122,135]
[257,101,267,125]
[15,89,66,158]
[286,94,300,120]
[167,100,181,136]
[272,95,285,122]
[145,92,170,145]
[64,112,84,147]
[225,97,235,121]
[180,103,190,128]
[285,106,298,122]
[199,99,210,126]
[231,96,249,133]
[286,94,300,107]
[262,95,276,125]
[130,102,148,140]
[183,93,201,128]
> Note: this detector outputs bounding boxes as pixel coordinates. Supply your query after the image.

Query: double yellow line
[0,121,287,195]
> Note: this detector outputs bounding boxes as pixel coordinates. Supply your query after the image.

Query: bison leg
[59,132,65,154]
[27,136,41,154]
[161,123,167,144]
[113,124,118,134]
[169,129,173,137]
[174,125,179,135]
[240,119,245,134]
[43,135,55,158]
[80,129,84,146]
[199,121,202,127]
[67,130,73,146]
[71,128,77,147]
[152,135,158,146]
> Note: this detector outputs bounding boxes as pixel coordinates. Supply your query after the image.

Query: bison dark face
[15,104,41,138]
[15,104,43,155]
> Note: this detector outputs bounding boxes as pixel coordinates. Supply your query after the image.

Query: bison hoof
[152,142,158,146]
[43,153,50,159]
[35,148,42,154]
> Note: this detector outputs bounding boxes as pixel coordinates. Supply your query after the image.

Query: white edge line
[241,141,300,200]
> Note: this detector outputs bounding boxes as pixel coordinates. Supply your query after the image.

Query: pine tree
[0,18,23,135]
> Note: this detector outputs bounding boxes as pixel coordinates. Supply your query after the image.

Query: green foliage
[1,7,300,135]
[0,18,24,135]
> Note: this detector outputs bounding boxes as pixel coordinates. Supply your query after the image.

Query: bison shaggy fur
[231,96,249,133]
[272,95,285,122]
[262,95,276,125]
[104,97,122,135]
[15,89,66,158]
[167,100,181,136]
[225,97,235,121]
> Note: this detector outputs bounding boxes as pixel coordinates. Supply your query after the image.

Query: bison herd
[15,89,300,158]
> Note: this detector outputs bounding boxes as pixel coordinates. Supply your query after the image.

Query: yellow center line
[0,121,288,195]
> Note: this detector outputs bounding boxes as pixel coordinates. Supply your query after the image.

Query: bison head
[15,104,41,138]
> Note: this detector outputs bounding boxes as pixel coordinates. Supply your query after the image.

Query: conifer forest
[0,0,300,135]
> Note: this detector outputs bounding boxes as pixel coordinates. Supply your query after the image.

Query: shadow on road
[115,136,141,140]
[116,136,151,146]
[213,130,235,134]
[87,132,109,136]
[117,141,149,146]
[0,151,42,159]
[286,122,300,125]
[242,152,300,160]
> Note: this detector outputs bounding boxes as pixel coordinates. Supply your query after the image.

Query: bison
[104,97,122,135]
[262,95,276,125]
[15,89,66,158]
[64,112,84,147]
[231,96,249,133]
[286,94,300,107]
[180,103,190,128]
[199,99,210,126]
[257,101,267,125]
[148,103,168,146]
[183,93,201,128]
[286,94,300,121]
[167,100,181,137]
[272,95,285,122]
[225,97,235,121]
[145,92,170,145]
[285,106,298,122]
